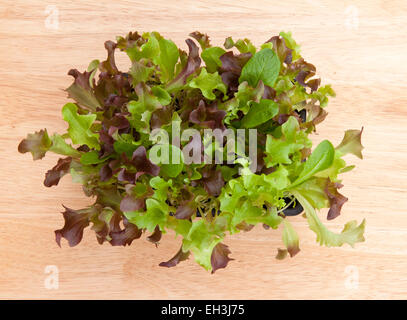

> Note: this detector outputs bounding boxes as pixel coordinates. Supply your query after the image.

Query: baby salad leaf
[335,128,364,159]
[80,151,110,165]
[210,242,233,273]
[291,177,329,209]
[159,246,191,268]
[224,37,256,55]
[182,219,224,271]
[292,191,365,248]
[279,31,301,61]
[239,48,280,87]
[282,220,300,257]
[290,140,335,188]
[49,134,81,158]
[18,129,52,160]
[314,151,346,182]
[66,69,101,112]
[188,68,227,100]
[156,38,179,82]
[264,116,311,166]
[61,103,99,149]
[241,99,279,128]
[201,47,226,73]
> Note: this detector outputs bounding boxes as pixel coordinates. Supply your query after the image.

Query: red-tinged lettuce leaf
[282,220,300,257]
[336,128,364,159]
[100,40,119,75]
[99,158,122,182]
[296,70,320,92]
[44,157,72,187]
[120,195,146,212]
[116,146,161,183]
[99,163,112,182]
[182,133,204,165]
[189,31,211,50]
[98,129,115,158]
[131,146,160,177]
[166,39,201,92]
[150,106,173,129]
[18,129,52,160]
[304,103,328,129]
[235,221,255,232]
[91,208,121,244]
[175,190,197,220]
[117,168,138,184]
[202,168,224,197]
[103,114,130,136]
[55,205,96,247]
[220,51,252,74]
[66,69,101,112]
[189,100,226,130]
[276,248,288,260]
[265,35,293,64]
[109,217,142,246]
[211,242,233,273]
[95,74,130,110]
[159,246,191,268]
[325,180,348,220]
[175,202,197,220]
[219,51,252,94]
[287,58,320,92]
[147,226,162,246]
[104,92,129,108]
[116,31,146,55]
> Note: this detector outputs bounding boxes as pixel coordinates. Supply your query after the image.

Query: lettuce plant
[18,31,365,272]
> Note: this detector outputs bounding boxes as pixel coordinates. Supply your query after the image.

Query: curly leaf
[61,103,99,149]
[189,68,227,100]
[292,190,365,248]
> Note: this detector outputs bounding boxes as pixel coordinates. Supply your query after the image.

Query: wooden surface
[1,0,407,299]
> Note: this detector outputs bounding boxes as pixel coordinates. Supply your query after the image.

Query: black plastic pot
[297,109,307,122]
[281,197,304,216]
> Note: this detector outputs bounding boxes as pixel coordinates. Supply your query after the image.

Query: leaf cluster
[18,31,364,272]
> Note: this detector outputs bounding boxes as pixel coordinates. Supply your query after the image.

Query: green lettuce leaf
[241,99,279,128]
[290,140,335,187]
[61,103,99,149]
[188,68,227,100]
[239,48,280,87]
[292,190,365,247]
[282,219,300,257]
[264,116,311,167]
[201,47,226,73]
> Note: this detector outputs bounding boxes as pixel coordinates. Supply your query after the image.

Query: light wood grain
[1,0,407,299]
